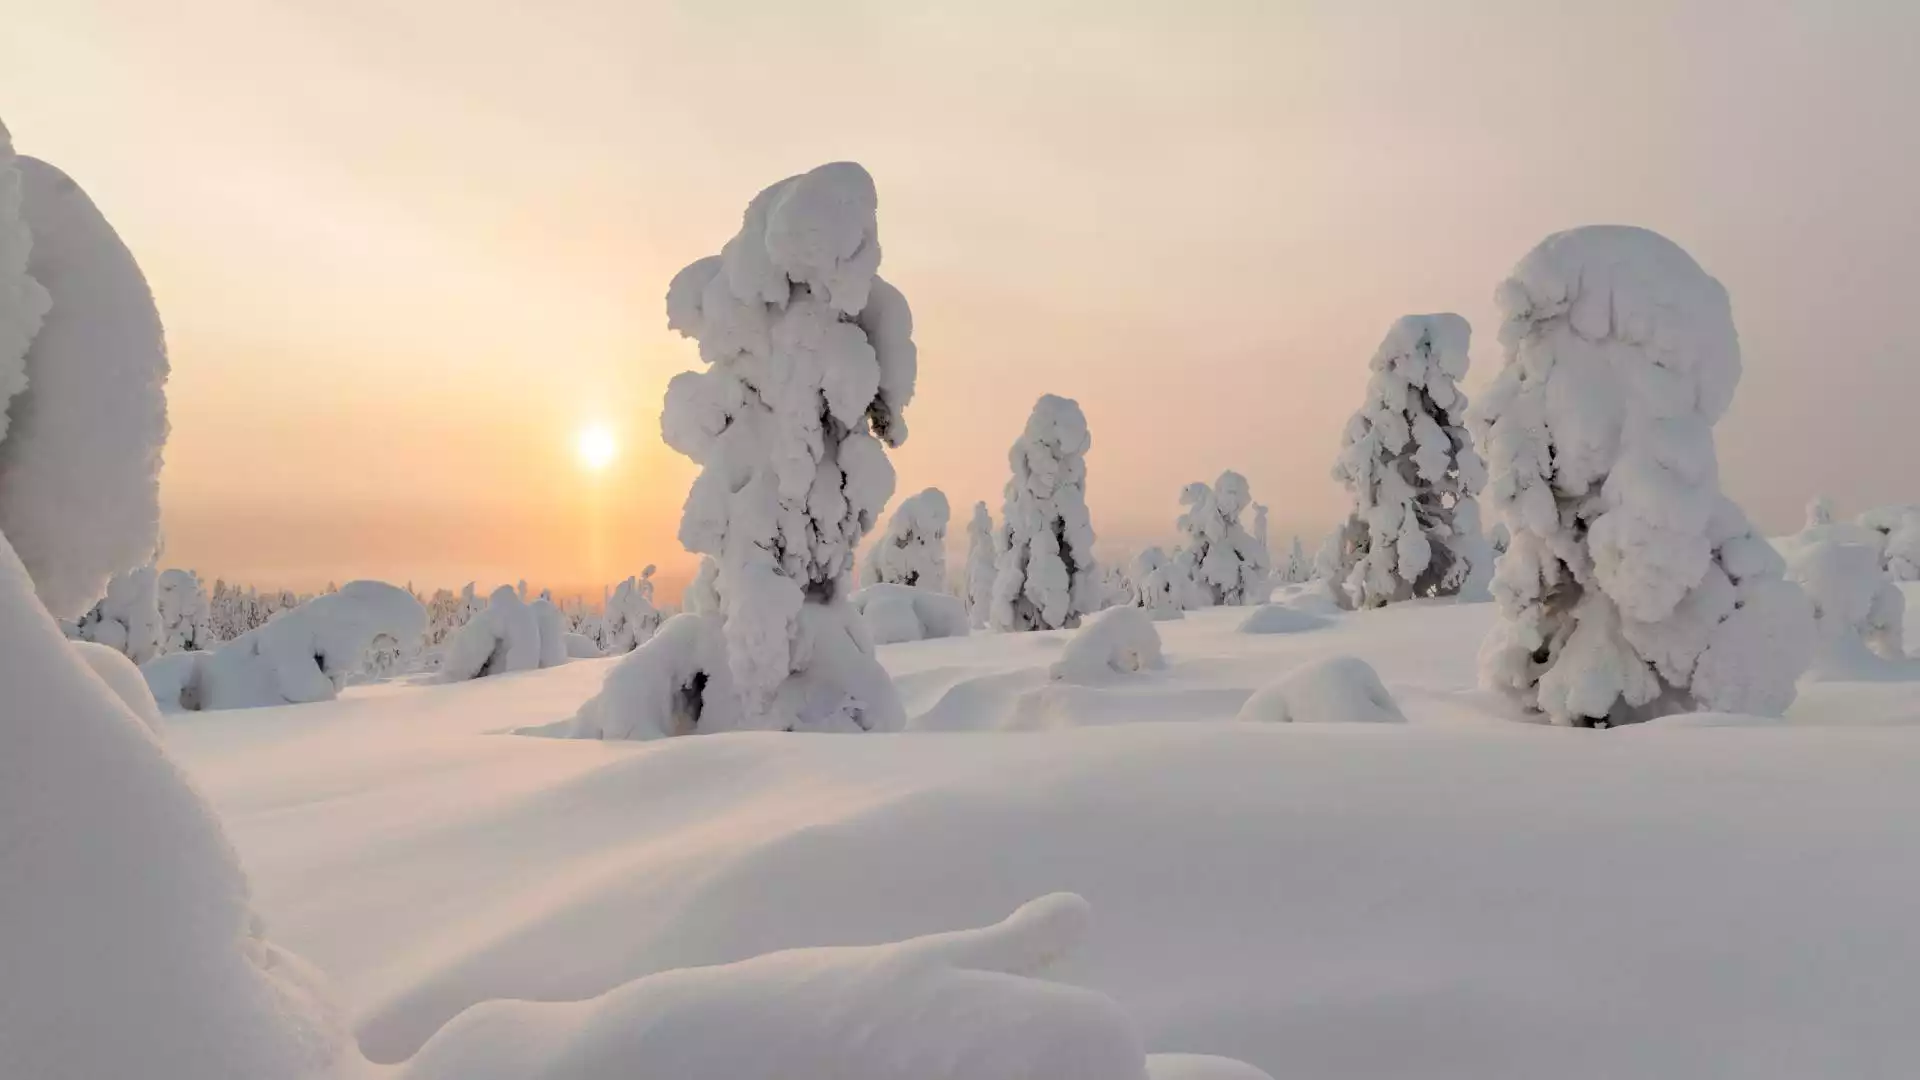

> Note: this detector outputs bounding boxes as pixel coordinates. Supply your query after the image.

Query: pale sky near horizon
[3,1,1916,600]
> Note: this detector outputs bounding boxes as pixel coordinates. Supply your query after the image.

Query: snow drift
[1233,655,1405,724]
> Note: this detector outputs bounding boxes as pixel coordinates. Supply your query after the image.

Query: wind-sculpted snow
[1472,227,1813,725]
[993,394,1098,631]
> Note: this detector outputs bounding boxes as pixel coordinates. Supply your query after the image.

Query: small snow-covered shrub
[963,500,998,627]
[1324,314,1487,609]
[863,487,950,589]
[1172,471,1271,607]
[1472,226,1814,726]
[662,162,914,733]
[1049,605,1164,683]
[851,583,970,645]
[1786,537,1908,678]
[178,580,427,709]
[564,631,603,659]
[75,563,160,664]
[1279,536,1309,585]
[541,613,742,740]
[1856,505,1920,580]
[438,585,543,682]
[157,568,213,653]
[1236,604,1332,635]
[599,566,662,653]
[993,394,1099,631]
[1131,546,1185,616]
[1234,656,1405,724]
[73,638,163,730]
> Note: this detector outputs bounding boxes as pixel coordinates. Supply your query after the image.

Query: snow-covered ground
[165,595,1920,1079]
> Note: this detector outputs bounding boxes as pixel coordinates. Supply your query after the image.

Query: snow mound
[1145,1057,1277,1080]
[439,585,542,683]
[563,632,603,659]
[852,582,970,645]
[72,637,162,730]
[1050,606,1164,683]
[1236,604,1332,635]
[1234,655,1406,724]
[534,613,742,740]
[0,156,168,621]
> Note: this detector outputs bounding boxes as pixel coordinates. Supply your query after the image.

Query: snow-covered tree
[655,161,916,732]
[157,567,212,653]
[1806,496,1834,528]
[1857,505,1920,580]
[1323,314,1487,610]
[437,584,543,682]
[963,500,997,627]
[75,563,161,664]
[991,394,1098,631]
[1472,226,1814,726]
[599,566,662,653]
[1282,536,1310,585]
[1171,471,1270,607]
[1786,536,1907,679]
[1130,546,1184,613]
[862,487,950,589]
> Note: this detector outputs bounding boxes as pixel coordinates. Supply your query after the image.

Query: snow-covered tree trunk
[963,500,998,628]
[862,487,950,589]
[1324,314,1488,610]
[991,394,1098,631]
[1172,471,1269,607]
[1472,226,1814,726]
[659,162,916,733]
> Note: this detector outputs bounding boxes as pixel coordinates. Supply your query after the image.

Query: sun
[575,423,619,472]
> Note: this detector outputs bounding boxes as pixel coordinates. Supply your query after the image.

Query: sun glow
[575,423,619,472]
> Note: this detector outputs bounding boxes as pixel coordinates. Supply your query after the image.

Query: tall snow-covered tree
[963,500,997,627]
[862,487,950,589]
[1282,536,1310,584]
[1323,314,1487,609]
[1171,471,1269,607]
[1473,226,1814,726]
[157,567,212,653]
[992,394,1098,631]
[657,162,916,732]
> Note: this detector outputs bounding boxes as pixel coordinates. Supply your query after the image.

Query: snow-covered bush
[157,567,213,653]
[1857,506,1920,581]
[438,585,543,683]
[599,566,662,653]
[1236,604,1331,635]
[963,500,997,627]
[1049,605,1164,683]
[658,161,915,733]
[540,613,740,740]
[1324,314,1487,609]
[150,580,428,710]
[1130,546,1185,616]
[1279,537,1309,585]
[564,632,603,659]
[850,582,970,645]
[1235,655,1406,724]
[75,563,160,663]
[862,487,950,589]
[992,394,1098,631]
[1786,537,1908,679]
[1472,226,1815,726]
[1172,471,1270,607]
[529,596,569,669]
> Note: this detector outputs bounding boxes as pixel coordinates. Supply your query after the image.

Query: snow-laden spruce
[863,486,950,590]
[437,585,543,682]
[1786,536,1909,679]
[963,500,998,627]
[1323,314,1487,609]
[1472,226,1814,726]
[1857,505,1920,581]
[992,394,1098,631]
[1130,546,1185,616]
[597,567,663,653]
[158,567,214,653]
[1172,471,1269,607]
[74,563,161,663]
[650,161,915,733]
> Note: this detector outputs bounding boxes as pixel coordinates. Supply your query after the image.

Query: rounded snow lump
[1237,604,1331,634]
[1235,655,1405,724]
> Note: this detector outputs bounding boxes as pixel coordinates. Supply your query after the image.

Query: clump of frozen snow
[0,155,169,622]
[851,582,970,645]
[661,162,913,733]
[1234,655,1405,724]
[1471,226,1814,726]
[438,585,543,683]
[157,567,214,653]
[1049,606,1164,683]
[1172,471,1271,608]
[1323,314,1487,609]
[863,487,950,590]
[1236,604,1332,635]
[963,500,998,627]
[72,638,164,730]
[1786,536,1910,679]
[74,563,160,664]
[993,394,1099,631]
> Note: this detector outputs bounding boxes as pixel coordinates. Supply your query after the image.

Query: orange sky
[4,1,1918,601]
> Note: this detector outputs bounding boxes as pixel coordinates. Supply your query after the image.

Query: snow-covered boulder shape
[438,584,542,682]
[529,596,569,668]
[541,613,742,740]
[1786,537,1909,679]
[851,582,970,645]
[1172,471,1270,607]
[661,162,914,733]
[1234,655,1406,724]
[157,566,213,653]
[1236,604,1332,634]
[992,394,1099,631]
[75,562,160,663]
[1049,605,1164,683]
[863,486,950,589]
[963,500,998,627]
[1130,546,1185,617]
[600,566,662,653]
[1472,227,1815,726]
[1323,314,1487,610]
[72,637,164,730]
[175,580,427,710]
[398,891,1271,1080]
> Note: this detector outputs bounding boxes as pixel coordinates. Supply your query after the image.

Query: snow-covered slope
[163,600,1920,1079]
